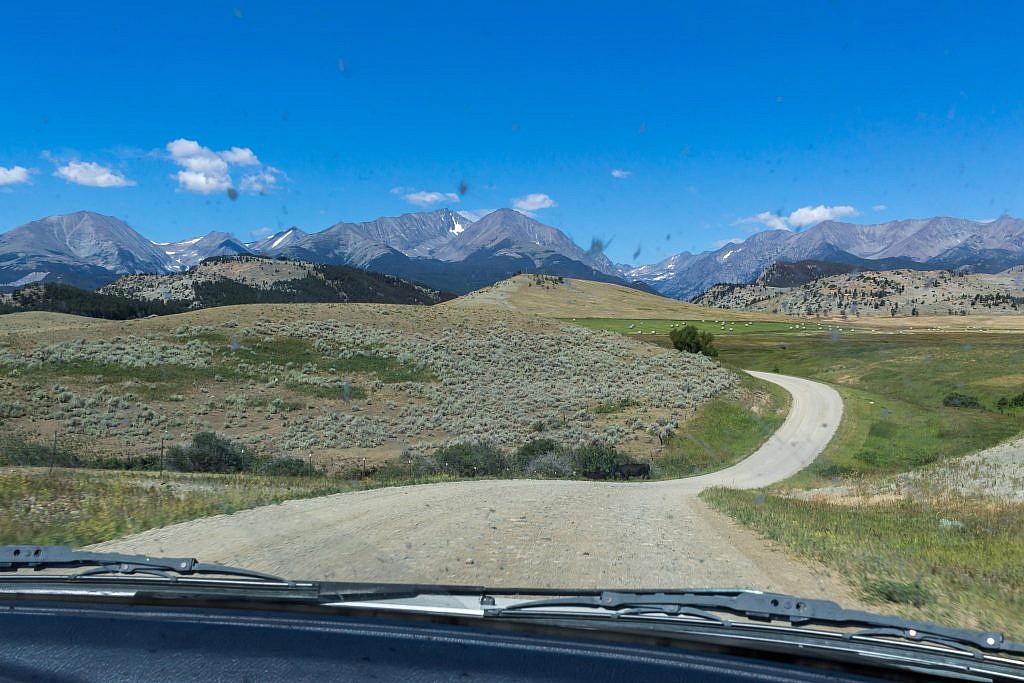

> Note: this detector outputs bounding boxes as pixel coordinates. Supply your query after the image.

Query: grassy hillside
[447,274,790,321]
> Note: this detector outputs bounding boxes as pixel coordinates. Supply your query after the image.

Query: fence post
[49,430,57,474]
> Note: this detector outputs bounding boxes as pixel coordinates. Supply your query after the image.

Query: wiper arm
[486,589,1024,656]
[0,545,288,583]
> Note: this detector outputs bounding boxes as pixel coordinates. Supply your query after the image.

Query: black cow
[582,470,609,480]
[614,463,651,480]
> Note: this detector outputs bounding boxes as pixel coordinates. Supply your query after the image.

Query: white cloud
[166,138,280,195]
[737,204,859,231]
[401,190,460,207]
[512,193,556,212]
[0,165,31,185]
[457,208,497,222]
[712,237,743,248]
[872,204,887,212]
[737,211,789,231]
[610,169,632,178]
[54,161,135,188]
[219,146,260,166]
[239,166,284,194]
[788,204,858,227]
[167,139,231,194]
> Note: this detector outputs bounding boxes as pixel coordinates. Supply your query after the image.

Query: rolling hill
[694,266,1024,318]
[447,273,786,321]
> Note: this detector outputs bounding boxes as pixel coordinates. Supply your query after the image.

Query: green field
[569,317,864,337]
[720,331,1024,483]
[576,318,1024,482]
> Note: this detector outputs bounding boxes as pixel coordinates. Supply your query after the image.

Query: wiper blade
[0,545,288,583]
[486,589,1024,657]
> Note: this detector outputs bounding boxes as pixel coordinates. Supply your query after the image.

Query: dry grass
[446,274,790,321]
[703,488,1024,640]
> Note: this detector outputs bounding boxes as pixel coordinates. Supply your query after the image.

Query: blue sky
[2,1,1023,265]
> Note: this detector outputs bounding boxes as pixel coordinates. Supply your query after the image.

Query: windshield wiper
[0,545,288,583]
[485,589,1024,657]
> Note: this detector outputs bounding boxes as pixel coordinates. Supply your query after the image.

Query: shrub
[669,326,718,357]
[996,391,1024,410]
[0,401,27,418]
[593,398,638,414]
[166,432,255,473]
[569,442,627,477]
[256,457,314,476]
[510,438,559,473]
[942,392,980,409]
[0,435,84,467]
[433,441,508,477]
[524,451,574,478]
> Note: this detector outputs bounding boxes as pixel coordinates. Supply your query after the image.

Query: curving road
[92,372,847,598]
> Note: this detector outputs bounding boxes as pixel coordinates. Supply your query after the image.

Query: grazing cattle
[583,470,608,480]
[614,463,651,480]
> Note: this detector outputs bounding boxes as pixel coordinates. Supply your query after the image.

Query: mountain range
[623,215,1024,299]
[0,209,624,294]
[3,210,1024,300]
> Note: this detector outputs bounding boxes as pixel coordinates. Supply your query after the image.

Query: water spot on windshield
[458,180,468,195]
[637,122,647,135]
[588,237,612,258]
[337,57,346,73]
[226,188,238,201]
[232,7,243,19]
[632,244,642,260]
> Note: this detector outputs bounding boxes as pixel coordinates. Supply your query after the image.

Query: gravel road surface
[92,371,849,599]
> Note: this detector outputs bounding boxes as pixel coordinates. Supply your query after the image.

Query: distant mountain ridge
[0,208,633,294]
[626,216,1024,299]
[6,210,1023,300]
[0,211,172,290]
[159,231,253,270]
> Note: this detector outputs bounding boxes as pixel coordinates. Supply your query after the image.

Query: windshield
[1,0,1022,645]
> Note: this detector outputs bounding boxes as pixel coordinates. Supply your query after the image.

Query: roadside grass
[0,467,357,547]
[658,375,790,477]
[0,463,468,549]
[701,488,1024,640]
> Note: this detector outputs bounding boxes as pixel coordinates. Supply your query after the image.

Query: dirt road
[92,371,849,599]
